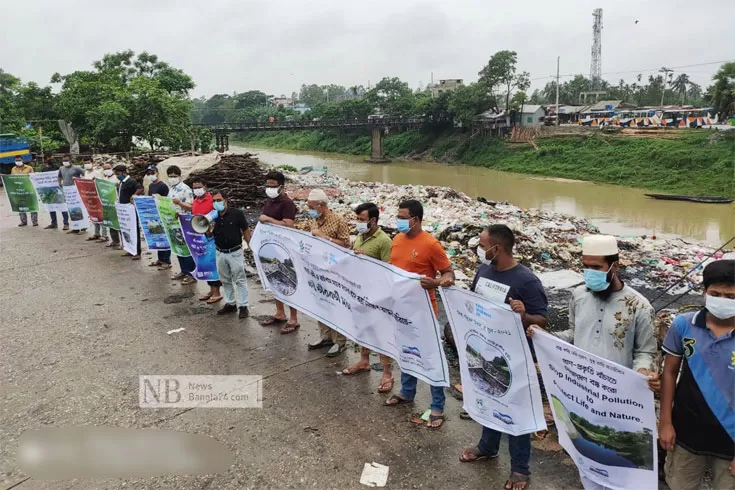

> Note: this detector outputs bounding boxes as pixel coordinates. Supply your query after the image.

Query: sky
[3,0,734,99]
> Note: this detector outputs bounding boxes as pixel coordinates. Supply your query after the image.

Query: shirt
[213,207,249,249]
[147,181,169,197]
[118,176,138,205]
[310,212,350,243]
[83,169,99,180]
[169,182,193,213]
[11,164,34,175]
[353,227,392,263]
[471,263,548,317]
[262,193,297,221]
[58,165,84,186]
[556,284,656,372]
[390,231,451,315]
[662,309,734,459]
[191,193,214,215]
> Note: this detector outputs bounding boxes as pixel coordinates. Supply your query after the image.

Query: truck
[0,133,32,177]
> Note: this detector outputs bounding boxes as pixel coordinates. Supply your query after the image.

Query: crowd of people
[10,155,734,490]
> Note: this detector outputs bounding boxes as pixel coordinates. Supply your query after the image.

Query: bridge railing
[191,118,427,131]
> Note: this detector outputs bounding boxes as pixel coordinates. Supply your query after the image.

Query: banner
[95,179,119,229]
[1,175,39,213]
[74,178,103,224]
[250,223,449,386]
[62,185,90,231]
[133,196,171,250]
[115,203,139,256]
[533,330,657,490]
[29,172,67,212]
[154,197,191,257]
[441,287,546,435]
[179,215,219,280]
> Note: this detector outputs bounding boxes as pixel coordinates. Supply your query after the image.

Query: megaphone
[191,210,219,233]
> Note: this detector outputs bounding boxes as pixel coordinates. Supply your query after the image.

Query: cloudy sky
[4,0,733,98]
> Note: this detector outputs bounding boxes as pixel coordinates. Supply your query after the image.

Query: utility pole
[659,67,674,108]
[555,56,561,126]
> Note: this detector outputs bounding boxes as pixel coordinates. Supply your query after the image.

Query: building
[518,104,546,126]
[293,103,310,115]
[272,97,293,108]
[431,79,464,98]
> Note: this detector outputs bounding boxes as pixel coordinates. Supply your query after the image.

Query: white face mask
[145,174,155,182]
[193,188,205,197]
[477,245,498,265]
[103,169,113,176]
[168,177,180,186]
[706,295,735,320]
[356,222,369,234]
[15,161,23,166]
[265,187,280,199]
[84,164,93,170]
[62,161,71,167]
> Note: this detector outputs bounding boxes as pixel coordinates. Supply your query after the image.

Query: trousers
[216,250,249,307]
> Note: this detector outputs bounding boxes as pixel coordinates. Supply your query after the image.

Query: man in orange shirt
[385,199,454,430]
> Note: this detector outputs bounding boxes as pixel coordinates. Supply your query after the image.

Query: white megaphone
[191,210,219,233]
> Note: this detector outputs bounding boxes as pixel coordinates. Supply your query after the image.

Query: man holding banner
[384,200,454,430]
[55,155,82,231]
[11,156,38,227]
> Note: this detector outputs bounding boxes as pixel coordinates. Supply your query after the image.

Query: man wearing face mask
[168,165,196,285]
[306,188,351,356]
[143,165,170,269]
[114,165,141,259]
[384,199,455,431]
[342,202,395,391]
[52,155,80,231]
[82,157,104,241]
[98,163,119,246]
[659,259,735,490]
[11,156,38,227]
[458,224,548,490]
[258,171,300,334]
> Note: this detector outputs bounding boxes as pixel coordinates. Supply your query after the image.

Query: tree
[234,90,267,110]
[672,74,691,104]
[448,83,494,128]
[478,50,530,110]
[708,62,735,118]
[366,77,414,115]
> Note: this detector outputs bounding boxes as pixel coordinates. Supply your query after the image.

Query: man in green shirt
[342,203,395,393]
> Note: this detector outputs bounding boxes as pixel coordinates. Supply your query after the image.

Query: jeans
[216,250,249,307]
[109,228,120,245]
[93,223,108,237]
[478,427,531,475]
[177,255,196,277]
[399,372,445,413]
[157,250,171,264]
[19,212,38,225]
[50,211,69,226]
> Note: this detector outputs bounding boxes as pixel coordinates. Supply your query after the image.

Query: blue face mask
[213,201,225,212]
[308,209,321,218]
[117,174,125,182]
[583,267,612,292]
[396,218,412,233]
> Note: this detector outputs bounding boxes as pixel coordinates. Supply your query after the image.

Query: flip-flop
[342,365,371,375]
[131,256,141,260]
[198,293,212,301]
[459,446,496,463]
[459,411,472,420]
[377,377,394,393]
[280,323,300,335]
[206,296,223,304]
[260,316,287,326]
[86,236,100,241]
[427,414,445,431]
[384,394,413,407]
[149,261,163,267]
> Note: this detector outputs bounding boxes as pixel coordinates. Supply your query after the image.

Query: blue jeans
[216,250,249,307]
[157,250,171,264]
[50,211,69,226]
[399,372,445,413]
[478,427,531,475]
[177,255,195,277]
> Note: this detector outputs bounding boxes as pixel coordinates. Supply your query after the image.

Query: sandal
[459,411,472,420]
[181,276,195,285]
[280,323,300,335]
[384,394,413,407]
[149,261,163,267]
[459,446,495,463]
[198,293,212,301]
[342,364,371,375]
[533,430,549,440]
[98,236,109,242]
[505,473,530,490]
[449,384,464,401]
[131,255,141,260]
[378,374,394,393]
[158,263,172,270]
[427,413,445,431]
[206,295,223,304]
[87,236,100,241]
[260,316,287,326]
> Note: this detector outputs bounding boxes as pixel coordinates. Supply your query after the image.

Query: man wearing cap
[528,234,658,490]
[306,188,351,357]
[143,165,171,269]
[11,156,37,227]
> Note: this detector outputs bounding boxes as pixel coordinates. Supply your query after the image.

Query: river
[232,146,734,246]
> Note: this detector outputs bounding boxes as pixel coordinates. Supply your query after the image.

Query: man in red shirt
[177,177,222,303]
[385,199,455,430]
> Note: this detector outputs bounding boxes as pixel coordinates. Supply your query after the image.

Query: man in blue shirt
[660,259,735,490]
[459,224,548,490]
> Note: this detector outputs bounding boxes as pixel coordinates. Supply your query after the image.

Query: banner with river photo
[115,203,139,256]
[154,196,191,257]
[133,196,171,250]
[29,172,67,212]
[533,330,657,490]
[250,223,450,386]
[62,184,90,231]
[1,175,39,213]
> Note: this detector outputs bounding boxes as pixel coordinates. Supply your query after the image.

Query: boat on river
[644,194,733,204]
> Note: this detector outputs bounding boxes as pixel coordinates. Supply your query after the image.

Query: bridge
[191,117,426,162]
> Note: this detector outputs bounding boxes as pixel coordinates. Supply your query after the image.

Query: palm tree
[672,74,691,104]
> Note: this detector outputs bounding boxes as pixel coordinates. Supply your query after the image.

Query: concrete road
[0,194,582,490]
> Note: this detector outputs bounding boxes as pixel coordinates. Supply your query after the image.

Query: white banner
[62,185,90,231]
[441,287,546,435]
[29,172,68,212]
[115,203,139,256]
[250,223,450,386]
[533,330,658,490]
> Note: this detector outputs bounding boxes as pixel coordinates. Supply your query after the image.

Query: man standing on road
[168,165,196,285]
[258,171,300,334]
[210,189,250,319]
[83,157,105,241]
[100,163,119,247]
[384,199,455,430]
[142,165,171,270]
[11,156,37,227]
[114,165,141,260]
[341,202,395,392]
[459,224,549,490]
[52,155,80,231]
[305,188,351,357]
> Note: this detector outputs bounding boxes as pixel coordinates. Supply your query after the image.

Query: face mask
[84,164,93,170]
[396,218,412,233]
[117,174,125,182]
[265,187,280,199]
[356,222,369,234]
[145,174,155,182]
[63,161,71,167]
[213,201,225,212]
[168,177,180,186]
[307,209,321,218]
[706,295,735,320]
[15,161,23,166]
[583,266,613,292]
[103,169,113,176]
[193,188,205,197]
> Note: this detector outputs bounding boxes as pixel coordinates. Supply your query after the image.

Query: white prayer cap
[307,188,329,203]
[582,235,619,256]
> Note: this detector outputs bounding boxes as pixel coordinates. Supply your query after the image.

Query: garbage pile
[186,154,267,211]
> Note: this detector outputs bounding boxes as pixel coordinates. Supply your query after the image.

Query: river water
[232,146,734,246]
